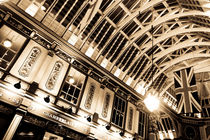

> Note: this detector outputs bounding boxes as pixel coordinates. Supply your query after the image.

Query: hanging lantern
[144,93,160,112]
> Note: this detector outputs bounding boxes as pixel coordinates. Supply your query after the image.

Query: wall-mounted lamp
[105,123,111,130]
[143,26,160,112]
[119,131,124,137]
[44,95,50,103]
[68,107,73,114]
[14,81,21,89]
[69,76,75,84]
[87,116,91,122]
[3,39,12,48]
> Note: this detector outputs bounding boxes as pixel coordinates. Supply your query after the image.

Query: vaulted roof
[7,0,210,113]
[69,0,210,111]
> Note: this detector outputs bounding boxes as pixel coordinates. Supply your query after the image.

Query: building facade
[0,0,210,140]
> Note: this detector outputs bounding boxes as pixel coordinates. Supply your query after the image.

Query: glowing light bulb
[41,6,46,11]
[69,77,75,84]
[3,39,12,48]
[143,93,160,112]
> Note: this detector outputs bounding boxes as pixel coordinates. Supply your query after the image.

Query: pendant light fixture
[143,26,160,112]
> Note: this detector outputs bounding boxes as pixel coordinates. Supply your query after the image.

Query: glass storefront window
[0,25,26,70]
[59,67,86,105]
[138,111,146,138]
[111,96,126,128]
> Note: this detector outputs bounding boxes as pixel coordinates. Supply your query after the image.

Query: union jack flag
[174,67,201,114]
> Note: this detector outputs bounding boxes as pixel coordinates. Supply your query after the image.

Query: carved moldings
[19,47,41,77]
[23,115,46,128]
[102,92,110,118]
[45,61,63,90]
[46,122,86,139]
[31,34,52,49]
[55,50,72,63]
[128,107,133,130]
[6,15,32,36]
[0,10,6,17]
[72,60,89,73]
[136,100,145,111]
[23,114,86,139]
[84,83,96,110]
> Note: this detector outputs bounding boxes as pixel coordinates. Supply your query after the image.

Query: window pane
[111,96,126,128]
[63,82,69,92]
[59,67,85,105]
[0,26,26,70]
[138,111,146,137]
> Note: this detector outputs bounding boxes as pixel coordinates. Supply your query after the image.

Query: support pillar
[3,108,26,140]
[148,114,158,140]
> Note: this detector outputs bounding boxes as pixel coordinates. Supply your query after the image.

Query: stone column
[3,108,26,140]
[148,114,158,140]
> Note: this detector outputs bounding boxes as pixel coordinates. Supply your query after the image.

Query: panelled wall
[0,4,151,140]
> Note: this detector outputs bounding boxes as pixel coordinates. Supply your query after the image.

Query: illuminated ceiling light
[144,93,160,112]
[68,76,75,84]
[126,77,133,85]
[44,95,50,103]
[3,39,12,48]
[14,81,21,89]
[168,130,174,140]
[85,46,94,57]
[41,6,46,11]
[143,26,160,112]
[100,58,108,68]
[114,68,121,77]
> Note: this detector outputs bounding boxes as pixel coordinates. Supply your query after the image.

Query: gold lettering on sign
[102,92,110,118]
[84,83,95,109]
[43,112,74,126]
[42,111,90,134]
[46,61,63,90]
[128,107,133,130]
[19,47,41,77]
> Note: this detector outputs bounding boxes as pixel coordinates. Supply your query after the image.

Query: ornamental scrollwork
[19,47,41,77]
[128,107,133,130]
[45,61,63,90]
[102,92,110,118]
[84,83,95,109]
